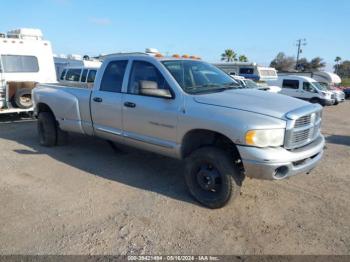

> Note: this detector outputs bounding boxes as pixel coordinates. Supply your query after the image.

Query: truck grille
[284,109,322,150]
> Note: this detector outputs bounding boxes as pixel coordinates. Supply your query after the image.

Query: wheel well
[36,103,56,120]
[181,129,242,162]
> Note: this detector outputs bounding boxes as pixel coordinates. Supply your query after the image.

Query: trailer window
[60,69,67,80]
[65,69,82,82]
[81,69,88,82]
[239,68,254,74]
[1,55,39,73]
[282,79,299,89]
[87,70,97,83]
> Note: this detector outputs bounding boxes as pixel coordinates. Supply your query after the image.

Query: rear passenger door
[280,79,299,98]
[90,60,128,142]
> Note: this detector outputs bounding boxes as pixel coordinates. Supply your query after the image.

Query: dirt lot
[0,102,349,255]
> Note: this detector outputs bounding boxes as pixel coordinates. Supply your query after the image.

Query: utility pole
[295,38,307,70]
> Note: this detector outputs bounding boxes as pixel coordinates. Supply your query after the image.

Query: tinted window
[65,69,82,82]
[1,55,39,73]
[100,60,128,92]
[239,67,254,74]
[81,69,88,82]
[60,69,67,80]
[282,79,299,89]
[87,70,97,83]
[128,61,169,95]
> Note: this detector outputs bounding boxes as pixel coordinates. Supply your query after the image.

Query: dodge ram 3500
[33,53,325,208]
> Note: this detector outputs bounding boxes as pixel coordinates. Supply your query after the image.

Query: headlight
[245,129,285,147]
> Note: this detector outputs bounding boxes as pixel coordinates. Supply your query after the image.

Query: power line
[295,38,307,70]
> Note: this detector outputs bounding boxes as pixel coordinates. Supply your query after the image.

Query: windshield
[312,82,328,91]
[243,79,259,89]
[162,60,241,94]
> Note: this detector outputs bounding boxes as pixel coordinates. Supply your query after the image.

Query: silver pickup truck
[33,53,325,208]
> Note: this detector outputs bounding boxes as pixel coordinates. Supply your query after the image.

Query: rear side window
[282,79,299,89]
[1,55,39,73]
[87,70,97,83]
[81,69,88,82]
[60,69,67,80]
[65,69,82,82]
[100,60,128,92]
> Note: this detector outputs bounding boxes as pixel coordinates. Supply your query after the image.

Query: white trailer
[213,62,278,81]
[0,28,57,115]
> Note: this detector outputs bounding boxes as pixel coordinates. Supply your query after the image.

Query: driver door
[122,60,180,156]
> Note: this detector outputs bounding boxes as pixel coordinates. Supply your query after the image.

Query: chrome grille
[284,106,322,150]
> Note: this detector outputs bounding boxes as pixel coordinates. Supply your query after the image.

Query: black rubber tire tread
[37,112,57,147]
[185,146,242,209]
[14,88,33,109]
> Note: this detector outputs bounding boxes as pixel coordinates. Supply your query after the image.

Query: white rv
[0,28,56,114]
[213,62,278,81]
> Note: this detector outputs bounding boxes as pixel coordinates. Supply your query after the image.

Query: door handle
[124,102,136,108]
[93,97,103,103]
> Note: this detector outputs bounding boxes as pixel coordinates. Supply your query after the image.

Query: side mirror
[140,80,172,98]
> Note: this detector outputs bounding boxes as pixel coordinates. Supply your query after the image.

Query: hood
[193,89,308,119]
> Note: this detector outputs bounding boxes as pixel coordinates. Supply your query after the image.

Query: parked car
[0,28,56,115]
[267,75,335,106]
[59,67,99,88]
[342,87,350,99]
[33,53,325,208]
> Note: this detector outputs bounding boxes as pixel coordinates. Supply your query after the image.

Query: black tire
[184,147,243,209]
[333,100,339,105]
[13,88,33,109]
[309,97,320,104]
[37,112,57,147]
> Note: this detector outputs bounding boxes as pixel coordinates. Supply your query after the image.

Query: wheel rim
[20,94,32,107]
[196,163,222,193]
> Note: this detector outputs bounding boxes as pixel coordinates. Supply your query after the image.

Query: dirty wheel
[185,147,242,209]
[14,88,33,109]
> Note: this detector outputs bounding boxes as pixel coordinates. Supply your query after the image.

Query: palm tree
[239,55,248,62]
[221,49,237,62]
[334,56,342,74]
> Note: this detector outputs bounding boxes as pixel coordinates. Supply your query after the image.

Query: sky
[1,0,349,70]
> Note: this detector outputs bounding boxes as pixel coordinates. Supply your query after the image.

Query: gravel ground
[0,102,349,255]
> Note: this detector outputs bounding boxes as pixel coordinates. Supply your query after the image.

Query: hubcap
[196,164,221,192]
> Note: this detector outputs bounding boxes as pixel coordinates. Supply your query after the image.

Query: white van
[0,28,56,114]
[268,75,335,106]
[59,67,99,88]
[278,71,345,105]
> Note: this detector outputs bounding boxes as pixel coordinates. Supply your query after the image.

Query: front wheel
[184,147,243,209]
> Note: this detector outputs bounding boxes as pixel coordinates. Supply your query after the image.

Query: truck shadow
[1,121,197,206]
[325,135,350,147]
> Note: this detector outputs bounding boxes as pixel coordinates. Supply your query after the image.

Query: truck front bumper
[237,135,325,180]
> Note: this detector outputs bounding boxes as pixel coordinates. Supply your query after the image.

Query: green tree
[337,60,350,78]
[238,55,248,62]
[221,49,237,62]
[270,52,295,71]
[297,57,326,72]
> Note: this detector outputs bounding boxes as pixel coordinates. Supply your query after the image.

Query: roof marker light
[182,54,190,58]
[172,54,180,58]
